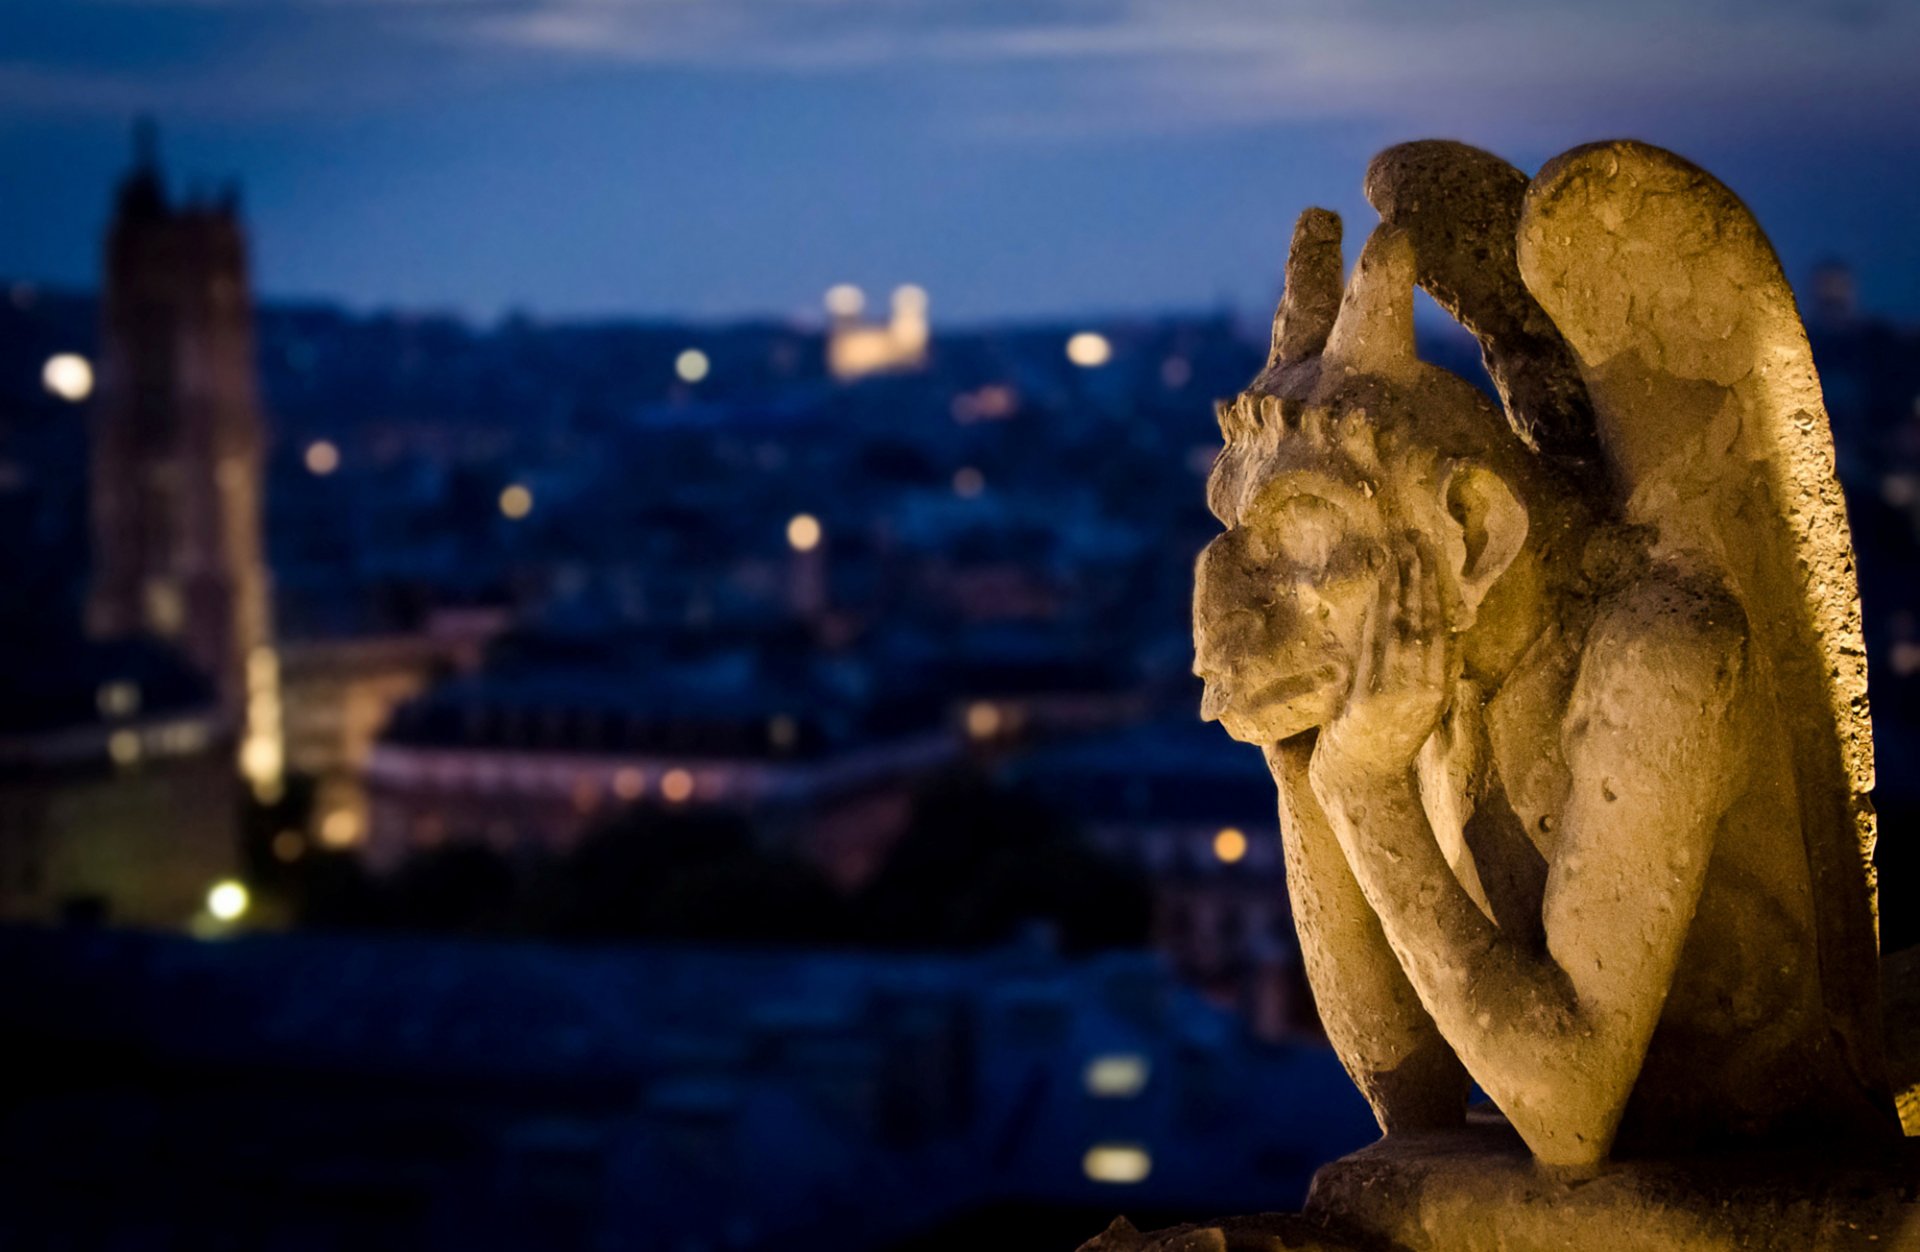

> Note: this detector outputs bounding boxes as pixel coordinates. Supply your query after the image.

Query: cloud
[13,0,1920,145]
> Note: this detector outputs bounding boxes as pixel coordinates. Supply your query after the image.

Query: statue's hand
[1315,533,1455,788]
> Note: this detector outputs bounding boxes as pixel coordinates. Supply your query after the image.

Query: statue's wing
[1516,140,1885,1095]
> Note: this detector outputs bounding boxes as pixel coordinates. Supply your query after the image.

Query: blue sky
[2,0,1917,322]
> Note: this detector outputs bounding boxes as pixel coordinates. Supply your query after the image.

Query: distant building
[362,634,957,886]
[0,638,237,926]
[85,121,282,802]
[827,284,929,381]
[279,607,509,855]
[1016,720,1311,1039]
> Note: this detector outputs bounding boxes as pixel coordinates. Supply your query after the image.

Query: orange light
[661,768,694,804]
[305,440,340,475]
[786,513,822,552]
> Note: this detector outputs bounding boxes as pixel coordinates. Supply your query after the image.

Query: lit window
[786,513,822,552]
[1065,332,1112,368]
[1084,1054,1150,1098]
[1213,827,1248,864]
[1082,1144,1152,1184]
[499,484,533,519]
[206,880,249,922]
[42,353,93,402]
[305,440,340,475]
[675,348,710,383]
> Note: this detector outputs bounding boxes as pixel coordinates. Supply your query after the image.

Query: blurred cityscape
[2,133,1919,1249]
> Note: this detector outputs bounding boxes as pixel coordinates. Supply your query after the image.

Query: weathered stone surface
[1305,1122,1920,1251]
[1190,137,1900,1174]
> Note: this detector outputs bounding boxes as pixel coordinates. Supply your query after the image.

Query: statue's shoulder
[1572,556,1751,727]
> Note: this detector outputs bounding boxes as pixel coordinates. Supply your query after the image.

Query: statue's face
[1193,425,1387,746]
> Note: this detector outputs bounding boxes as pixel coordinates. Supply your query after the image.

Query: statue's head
[1194,214,1556,747]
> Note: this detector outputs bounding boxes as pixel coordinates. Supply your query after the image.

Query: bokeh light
[1065,332,1112,368]
[207,880,250,922]
[675,348,710,383]
[42,353,93,402]
[305,440,340,475]
[786,513,822,552]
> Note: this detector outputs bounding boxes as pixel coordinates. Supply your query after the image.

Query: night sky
[2,0,1917,323]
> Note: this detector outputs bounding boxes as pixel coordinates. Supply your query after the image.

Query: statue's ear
[1440,463,1527,621]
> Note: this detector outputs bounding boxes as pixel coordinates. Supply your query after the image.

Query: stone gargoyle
[1191,138,1904,1180]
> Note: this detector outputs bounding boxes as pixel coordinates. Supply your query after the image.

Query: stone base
[1305,1123,1920,1251]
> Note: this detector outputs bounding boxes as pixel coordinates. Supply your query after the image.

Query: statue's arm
[1267,738,1469,1133]
[1310,567,1746,1167]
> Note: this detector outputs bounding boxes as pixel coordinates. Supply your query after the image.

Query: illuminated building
[85,121,282,801]
[826,284,930,381]
[360,638,957,887]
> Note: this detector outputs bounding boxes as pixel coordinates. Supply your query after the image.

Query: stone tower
[87,121,283,799]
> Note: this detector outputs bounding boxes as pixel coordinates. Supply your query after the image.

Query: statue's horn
[1268,208,1344,367]
[1323,226,1418,379]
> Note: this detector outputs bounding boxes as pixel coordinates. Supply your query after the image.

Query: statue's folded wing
[1514,140,1885,1100]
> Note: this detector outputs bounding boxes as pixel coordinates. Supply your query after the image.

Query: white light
[1084,1054,1151,1099]
[892,284,928,316]
[305,440,340,475]
[675,348,710,383]
[1083,1144,1152,1184]
[42,353,93,402]
[207,880,249,922]
[1066,332,1112,368]
[786,513,822,552]
[824,284,865,318]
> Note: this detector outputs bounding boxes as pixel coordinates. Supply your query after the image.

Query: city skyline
[2,0,1919,323]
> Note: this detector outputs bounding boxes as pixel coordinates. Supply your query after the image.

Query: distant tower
[88,119,283,800]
